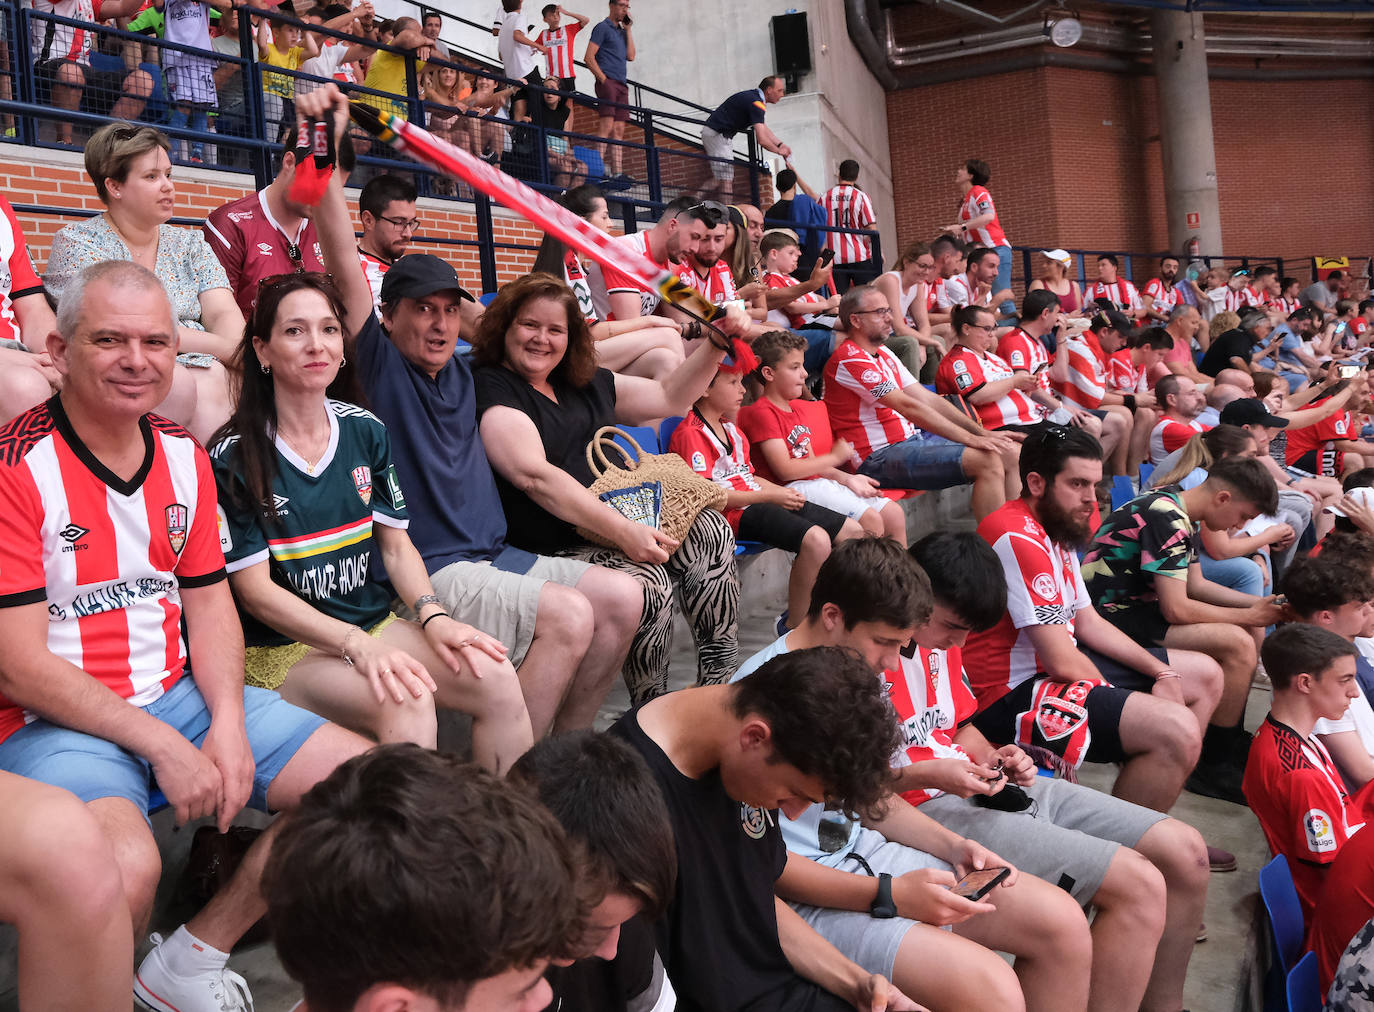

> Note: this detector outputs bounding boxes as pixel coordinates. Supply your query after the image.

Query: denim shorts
[0,677,326,819]
[857,431,968,490]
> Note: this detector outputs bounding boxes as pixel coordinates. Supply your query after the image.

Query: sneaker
[1253,661,1272,691]
[135,933,254,1012]
[1196,923,1207,944]
[1184,760,1248,806]
[1206,844,1238,872]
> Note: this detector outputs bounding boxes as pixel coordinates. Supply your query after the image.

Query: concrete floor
[0,527,1274,1012]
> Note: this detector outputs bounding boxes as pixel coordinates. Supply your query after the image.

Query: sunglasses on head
[683,200,727,227]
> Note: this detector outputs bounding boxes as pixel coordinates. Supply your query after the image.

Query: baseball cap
[1089,306,1134,335]
[1041,249,1071,265]
[1218,398,1289,429]
[379,253,473,304]
[1325,486,1374,517]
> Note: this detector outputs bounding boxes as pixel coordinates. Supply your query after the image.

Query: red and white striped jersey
[1143,278,1179,316]
[1084,279,1142,314]
[962,499,1090,708]
[29,0,101,64]
[358,247,390,316]
[938,273,992,311]
[0,197,43,345]
[1107,349,1148,394]
[602,231,672,319]
[823,339,918,467]
[822,184,875,264]
[936,345,1040,429]
[887,643,978,806]
[536,23,580,79]
[669,410,760,531]
[924,279,940,314]
[0,400,227,744]
[687,260,738,306]
[958,185,1008,248]
[1222,285,1265,314]
[997,327,1053,399]
[1150,417,1208,464]
[1275,296,1301,317]
[1052,332,1108,411]
[765,270,825,330]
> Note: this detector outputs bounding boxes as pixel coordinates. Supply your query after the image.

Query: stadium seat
[611,425,660,458]
[1261,855,1306,977]
[479,292,498,306]
[1284,951,1321,1012]
[573,145,605,181]
[1139,461,1155,486]
[1110,474,1135,511]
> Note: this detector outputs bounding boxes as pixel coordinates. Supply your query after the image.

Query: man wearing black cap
[1198,306,1281,378]
[293,83,646,738]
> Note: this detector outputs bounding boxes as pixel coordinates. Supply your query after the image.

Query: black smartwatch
[869,872,896,919]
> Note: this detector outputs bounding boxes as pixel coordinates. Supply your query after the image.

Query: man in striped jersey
[0,260,371,1012]
[536,3,589,91]
[822,160,878,292]
[1084,255,1144,320]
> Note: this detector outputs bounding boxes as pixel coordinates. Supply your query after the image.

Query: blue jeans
[1199,550,1266,596]
[995,245,1016,318]
[799,326,835,381]
[857,431,967,490]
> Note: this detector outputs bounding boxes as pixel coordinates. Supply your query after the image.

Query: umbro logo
[257,242,274,255]
[265,493,290,517]
[59,523,90,552]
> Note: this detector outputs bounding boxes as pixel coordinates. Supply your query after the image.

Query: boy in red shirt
[1243,623,1374,921]
[737,330,907,543]
[671,344,861,626]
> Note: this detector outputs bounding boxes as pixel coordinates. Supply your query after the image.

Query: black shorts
[1103,606,1169,648]
[999,421,1049,436]
[736,501,849,553]
[517,68,543,108]
[971,643,1168,763]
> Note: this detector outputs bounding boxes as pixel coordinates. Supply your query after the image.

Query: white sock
[157,925,229,978]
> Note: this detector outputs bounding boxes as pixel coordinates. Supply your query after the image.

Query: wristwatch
[869,873,896,919]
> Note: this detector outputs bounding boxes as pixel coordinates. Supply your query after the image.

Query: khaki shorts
[423,555,592,669]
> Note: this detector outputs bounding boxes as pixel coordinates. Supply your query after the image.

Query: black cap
[1089,306,1134,335]
[379,253,473,304]
[1219,397,1289,429]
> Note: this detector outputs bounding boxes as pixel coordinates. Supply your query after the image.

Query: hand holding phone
[820,249,836,266]
[950,866,1011,901]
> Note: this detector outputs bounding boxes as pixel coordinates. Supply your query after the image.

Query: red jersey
[669,410,760,530]
[997,327,1052,400]
[0,197,44,345]
[927,278,945,313]
[764,270,825,330]
[963,499,1092,708]
[1243,715,1368,922]
[687,260,738,306]
[822,184,875,264]
[1053,332,1108,412]
[1285,395,1352,476]
[887,643,979,806]
[1275,296,1301,317]
[736,397,835,485]
[1107,349,1148,395]
[1143,278,1179,316]
[601,231,674,319]
[0,400,227,744]
[1150,417,1207,464]
[936,345,1040,430]
[1084,279,1142,315]
[957,185,1007,248]
[536,23,580,79]
[822,339,917,468]
[204,192,326,319]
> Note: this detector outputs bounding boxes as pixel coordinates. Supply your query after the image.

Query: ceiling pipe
[843,0,899,90]
[913,0,1054,26]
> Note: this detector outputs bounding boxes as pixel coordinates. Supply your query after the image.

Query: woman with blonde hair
[44,122,240,440]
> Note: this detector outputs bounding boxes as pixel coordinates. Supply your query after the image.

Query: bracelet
[1156,671,1181,681]
[340,626,361,667]
[412,593,441,615]
[421,611,447,631]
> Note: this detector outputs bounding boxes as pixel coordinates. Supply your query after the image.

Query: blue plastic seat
[573,144,604,181]
[610,425,659,458]
[479,291,498,307]
[1138,461,1155,487]
[1284,950,1321,1012]
[1261,855,1306,977]
[1109,474,1135,511]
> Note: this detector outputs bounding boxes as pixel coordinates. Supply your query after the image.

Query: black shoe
[1185,759,1249,806]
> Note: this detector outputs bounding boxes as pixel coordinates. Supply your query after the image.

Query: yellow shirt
[262,44,303,98]
[362,47,424,100]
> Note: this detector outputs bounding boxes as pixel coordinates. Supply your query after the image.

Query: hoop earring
[340,355,347,367]
[261,363,271,374]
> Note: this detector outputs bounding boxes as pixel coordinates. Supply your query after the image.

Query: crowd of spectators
[5,0,1374,1002]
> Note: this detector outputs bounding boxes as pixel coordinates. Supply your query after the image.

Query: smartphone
[1033,361,1049,374]
[950,867,1011,901]
[820,249,836,266]
[1339,364,1361,379]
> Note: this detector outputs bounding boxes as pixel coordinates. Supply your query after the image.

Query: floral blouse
[44,214,231,331]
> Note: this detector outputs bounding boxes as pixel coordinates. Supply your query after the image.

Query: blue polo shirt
[705,88,767,137]
[588,17,628,82]
[355,313,509,570]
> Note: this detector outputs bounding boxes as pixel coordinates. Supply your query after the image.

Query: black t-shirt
[765,198,793,223]
[545,914,658,1012]
[473,364,618,555]
[610,707,852,1012]
[1198,327,1254,377]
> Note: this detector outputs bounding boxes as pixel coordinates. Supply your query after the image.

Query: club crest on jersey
[352,465,373,506]
[740,804,768,840]
[1032,573,1057,600]
[165,504,188,555]
[861,369,882,385]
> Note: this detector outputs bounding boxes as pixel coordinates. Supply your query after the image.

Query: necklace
[108,215,159,265]
[279,427,330,475]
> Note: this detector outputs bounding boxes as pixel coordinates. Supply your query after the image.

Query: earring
[340,355,347,367]
[261,363,271,374]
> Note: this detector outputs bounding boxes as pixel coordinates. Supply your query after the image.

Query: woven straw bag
[576,426,726,551]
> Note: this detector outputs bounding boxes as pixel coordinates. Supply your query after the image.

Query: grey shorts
[423,554,592,669]
[789,826,951,980]
[700,125,734,181]
[918,776,1165,905]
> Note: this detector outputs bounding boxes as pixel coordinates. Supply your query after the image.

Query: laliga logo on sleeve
[740,803,769,840]
[1305,810,1337,853]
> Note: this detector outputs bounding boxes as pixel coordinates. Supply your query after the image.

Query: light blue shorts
[0,677,326,819]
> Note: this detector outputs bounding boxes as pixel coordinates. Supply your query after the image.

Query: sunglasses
[683,200,728,227]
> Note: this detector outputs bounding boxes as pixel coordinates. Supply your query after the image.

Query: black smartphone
[970,782,1032,812]
[820,249,836,266]
[950,866,1011,901]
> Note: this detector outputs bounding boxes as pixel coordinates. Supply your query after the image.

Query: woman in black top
[473,272,740,702]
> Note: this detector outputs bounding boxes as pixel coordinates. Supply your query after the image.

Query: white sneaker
[135,932,255,1012]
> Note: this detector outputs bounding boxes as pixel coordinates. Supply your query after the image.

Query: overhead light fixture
[1044,6,1083,48]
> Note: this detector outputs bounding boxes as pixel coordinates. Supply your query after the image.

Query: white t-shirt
[498,9,538,81]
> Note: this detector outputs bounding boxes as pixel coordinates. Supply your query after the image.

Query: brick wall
[885,64,1374,276]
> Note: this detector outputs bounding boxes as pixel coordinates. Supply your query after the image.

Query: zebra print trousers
[573,509,740,704]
